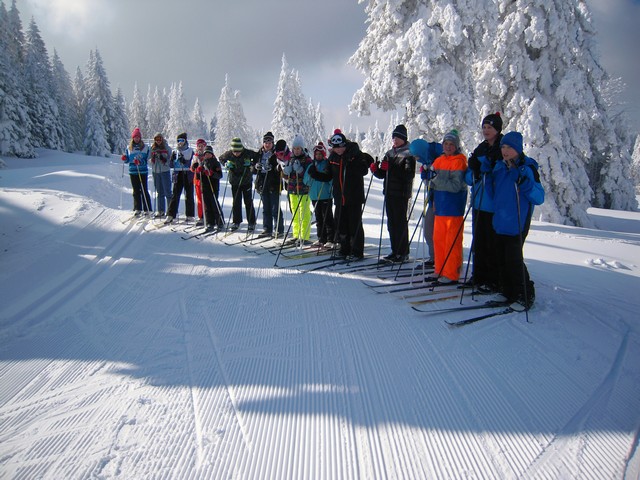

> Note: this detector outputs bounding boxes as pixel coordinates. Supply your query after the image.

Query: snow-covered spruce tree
[23,18,63,150]
[349,0,482,152]
[214,75,253,152]
[85,49,118,154]
[146,85,166,137]
[128,82,147,137]
[312,102,326,147]
[476,0,636,224]
[361,121,386,160]
[111,88,129,155]
[51,50,82,152]
[166,82,188,143]
[208,114,217,146]
[83,96,110,157]
[631,134,640,191]
[271,54,315,147]
[72,67,87,145]
[189,98,208,141]
[0,0,35,157]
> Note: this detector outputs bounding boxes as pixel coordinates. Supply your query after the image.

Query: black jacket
[328,142,372,206]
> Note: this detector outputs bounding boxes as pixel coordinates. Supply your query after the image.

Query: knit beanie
[329,129,347,148]
[153,132,164,140]
[177,132,187,142]
[204,145,214,154]
[230,137,243,152]
[313,141,327,158]
[131,127,142,139]
[275,139,287,152]
[263,131,275,143]
[482,112,503,133]
[442,129,461,152]
[196,138,207,146]
[500,131,524,154]
[392,124,408,142]
[292,134,305,149]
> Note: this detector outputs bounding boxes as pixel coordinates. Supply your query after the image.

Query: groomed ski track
[1,154,639,479]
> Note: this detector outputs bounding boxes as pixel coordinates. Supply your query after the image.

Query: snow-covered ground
[1,149,639,479]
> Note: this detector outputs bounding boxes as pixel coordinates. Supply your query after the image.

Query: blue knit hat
[500,131,524,154]
[442,129,461,152]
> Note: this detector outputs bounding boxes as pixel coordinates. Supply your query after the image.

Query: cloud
[25,0,115,40]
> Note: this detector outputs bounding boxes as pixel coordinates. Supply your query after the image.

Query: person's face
[133,135,141,143]
[443,140,457,155]
[275,150,286,160]
[482,124,499,144]
[232,150,242,157]
[332,145,346,155]
[263,140,273,150]
[392,136,404,148]
[314,151,324,160]
[154,136,162,144]
[204,152,213,160]
[292,146,303,156]
[177,139,186,147]
[196,144,206,153]
[501,144,518,162]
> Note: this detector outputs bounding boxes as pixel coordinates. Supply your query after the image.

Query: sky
[12,0,640,137]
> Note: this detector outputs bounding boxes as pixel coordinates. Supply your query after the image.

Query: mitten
[369,162,378,174]
[121,154,127,162]
[380,159,389,171]
[133,159,140,166]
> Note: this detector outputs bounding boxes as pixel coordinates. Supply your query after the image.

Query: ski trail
[523,326,632,478]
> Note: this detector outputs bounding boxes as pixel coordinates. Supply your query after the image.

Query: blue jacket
[304,158,333,201]
[488,155,545,236]
[464,156,495,213]
[124,142,150,175]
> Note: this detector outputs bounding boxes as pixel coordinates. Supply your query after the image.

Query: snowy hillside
[1,150,639,479]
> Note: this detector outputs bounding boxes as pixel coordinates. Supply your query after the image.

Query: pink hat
[131,127,142,139]
[196,138,207,146]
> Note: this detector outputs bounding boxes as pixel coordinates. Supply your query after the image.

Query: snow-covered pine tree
[362,121,386,160]
[83,96,110,157]
[166,82,188,143]
[189,98,208,141]
[349,0,480,153]
[85,49,118,154]
[632,135,640,189]
[128,82,147,138]
[51,50,82,152]
[0,0,35,157]
[146,86,166,137]
[476,0,638,224]
[72,66,87,143]
[208,114,217,146]
[312,102,326,147]
[271,54,315,147]
[214,75,253,152]
[111,88,129,155]
[23,18,63,150]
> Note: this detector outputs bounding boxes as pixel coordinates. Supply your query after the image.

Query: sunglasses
[177,139,186,144]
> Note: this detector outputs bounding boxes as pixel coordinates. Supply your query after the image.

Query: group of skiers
[121,114,544,311]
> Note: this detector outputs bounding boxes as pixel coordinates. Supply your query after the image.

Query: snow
[1,149,639,479]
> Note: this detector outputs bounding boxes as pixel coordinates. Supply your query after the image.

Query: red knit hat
[313,141,327,158]
[131,127,142,139]
[196,138,207,146]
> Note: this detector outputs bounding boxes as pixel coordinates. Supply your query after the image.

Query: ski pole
[430,182,481,288]
[459,174,485,301]
[274,187,303,267]
[515,181,531,323]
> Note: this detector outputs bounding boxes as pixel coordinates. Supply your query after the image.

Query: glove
[255,162,262,171]
[121,154,127,162]
[479,156,492,174]
[380,159,389,171]
[420,165,428,180]
[196,166,204,173]
[468,155,480,174]
[133,159,140,166]
[424,168,437,181]
[203,168,212,176]
[226,161,236,171]
[192,161,199,169]
[369,162,377,174]
[243,159,251,167]
[178,153,185,164]
[293,160,304,174]
[282,163,293,175]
